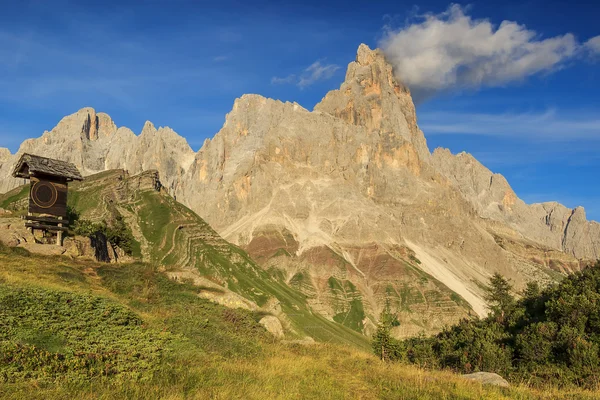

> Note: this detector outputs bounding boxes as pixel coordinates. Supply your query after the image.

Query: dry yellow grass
[3,342,598,400]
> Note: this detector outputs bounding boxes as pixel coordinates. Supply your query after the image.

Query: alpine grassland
[1,243,599,399]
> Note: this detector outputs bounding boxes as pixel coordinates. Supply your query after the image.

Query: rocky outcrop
[0,216,130,263]
[1,43,598,338]
[173,45,542,334]
[0,148,10,163]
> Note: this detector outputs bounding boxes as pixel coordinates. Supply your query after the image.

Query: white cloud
[584,35,600,55]
[379,5,598,100]
[419,108,600,141]
[271,60,340,88]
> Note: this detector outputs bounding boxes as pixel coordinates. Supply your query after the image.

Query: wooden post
[27,212,33,234]
[56,216,63,246]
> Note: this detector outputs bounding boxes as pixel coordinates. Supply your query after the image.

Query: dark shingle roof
[12,153,83,181]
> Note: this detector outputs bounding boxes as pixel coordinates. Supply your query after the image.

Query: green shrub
[71,214,135,256]
[380,261,600,389]
[0,285,176,383]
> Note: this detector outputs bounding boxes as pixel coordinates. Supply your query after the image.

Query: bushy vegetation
[69,206,136,256]
[373,261,600,389]
[0,285,176,384]
[0,243,272,386]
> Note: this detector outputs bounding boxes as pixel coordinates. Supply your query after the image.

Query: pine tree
[372,298,398,361]
[522,281,540,299]
[484,273,515,320]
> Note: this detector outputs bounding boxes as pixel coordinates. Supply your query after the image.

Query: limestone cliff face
[0,148,10,162]
[1,44,598,337]
[315,44,430,164]
[0,148,11,174]
[431,148,600,260]
[0,108,195,194]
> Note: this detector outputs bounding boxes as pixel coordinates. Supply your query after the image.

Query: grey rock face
[0,148,10,163]
[314,44,431,163]
[1,44,598,335]
[431,148,600,259]
[0,148,11,181]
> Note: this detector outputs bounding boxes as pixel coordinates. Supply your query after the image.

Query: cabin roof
[11,153,83,181]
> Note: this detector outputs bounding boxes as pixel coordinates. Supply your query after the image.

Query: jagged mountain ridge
[1,44,597,336]
[0,109,195,194]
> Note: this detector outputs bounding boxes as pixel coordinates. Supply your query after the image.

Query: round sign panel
[31,181,58,208]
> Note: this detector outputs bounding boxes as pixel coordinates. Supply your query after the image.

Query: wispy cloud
[420,109,600,141]
[472,146,600,168]
[271,75,297,85]
[298,61,340,88]
[212,55,230,62]
[271,60,340,88]
[379,5,600,101]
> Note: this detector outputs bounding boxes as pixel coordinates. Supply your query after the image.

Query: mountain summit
[1,44,598,337]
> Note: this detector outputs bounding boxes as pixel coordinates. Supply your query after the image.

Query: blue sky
[0,0,599,220]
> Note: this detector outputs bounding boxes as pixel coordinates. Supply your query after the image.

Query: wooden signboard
[28,176,68,217]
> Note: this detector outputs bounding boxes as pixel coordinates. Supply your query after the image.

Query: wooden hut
[11,153,83,245]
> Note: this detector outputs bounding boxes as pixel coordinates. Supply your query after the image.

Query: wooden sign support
[11,153,83,246]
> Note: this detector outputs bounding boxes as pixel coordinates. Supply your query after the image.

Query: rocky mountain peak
[62,107,116,141]
[314,44,429,163]
[0,106,195,194]
[349,43,407,94]
[2,43,600,338]
[355,43,381,65]
[141,121,157,135]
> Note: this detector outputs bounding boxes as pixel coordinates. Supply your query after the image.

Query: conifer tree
[484,273,515,320]
[372,298,397,361]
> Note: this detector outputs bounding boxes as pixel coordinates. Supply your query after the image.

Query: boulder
[462,372,510,388]
[259,315,284,339]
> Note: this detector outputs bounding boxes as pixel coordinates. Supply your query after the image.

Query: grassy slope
[0,245,596,399]
[1,170,369,349]
[0,185,28,211]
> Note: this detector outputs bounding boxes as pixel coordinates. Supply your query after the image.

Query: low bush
[373,261,600,389]
[70,211,135,256]
[0,285,176,384]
